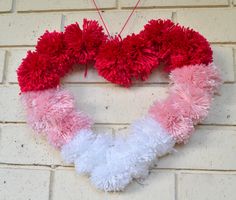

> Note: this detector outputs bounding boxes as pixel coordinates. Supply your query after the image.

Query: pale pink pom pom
[149,97,194,144]
[171,84,212,124]
[21,88,93,148]
[170,63,222,95]
[21,88,75,133]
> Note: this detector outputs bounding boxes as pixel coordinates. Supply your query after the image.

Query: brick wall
[0,0,236,200]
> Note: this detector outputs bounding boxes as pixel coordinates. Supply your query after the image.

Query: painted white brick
[158,126,236,170]
[65,10,172,37]
[17,0,116,12]
[0,50,6,83]
[69,85,168,124]
[6,49,28,83]
[0,124,63,165]
[0,168,50,200]
[212,45,235,82]
[177,9,236,43]
[0,86,24,122]
[120,0,228,8]
[205,84,236,125]
[178,173,236,200]
[0,13,61,45]
[0,0,12,12]
[52,168,175,200]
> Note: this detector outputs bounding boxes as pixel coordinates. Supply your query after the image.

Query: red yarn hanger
[92,0,141,38]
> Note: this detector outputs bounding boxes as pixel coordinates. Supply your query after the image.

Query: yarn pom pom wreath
[17,19,221,192]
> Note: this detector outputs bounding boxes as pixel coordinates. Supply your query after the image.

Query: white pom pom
[61,116,175,191]
[75,134,113,174]
[90,116,175,191]
[61,129,95,163]
[91,163,132,192]
[131,116,175,157]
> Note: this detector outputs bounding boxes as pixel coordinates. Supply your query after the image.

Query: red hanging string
[92,0,141,38]
[92,0,111,38]
[118,0,141,36]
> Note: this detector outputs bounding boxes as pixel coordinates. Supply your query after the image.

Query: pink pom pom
[21,88,93,148]
[46,111,92,147]
[170,63,222,95]
[149,97,194,144]
[171,85,212,124]
[21,88,75,133]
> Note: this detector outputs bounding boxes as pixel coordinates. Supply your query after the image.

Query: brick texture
[0,168,50,200]
[0,50,6,83]
[0,0,12,12]
[178,173,236,200]
[120,0,229,8]
[0,14,61,46]
[0,0,236,199]
[52,168,175,200]
[17,0,117,12]
[177,9,236,43]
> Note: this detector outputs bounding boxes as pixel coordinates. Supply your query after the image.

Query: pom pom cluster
[21,88,92,148]
[17,19,212,91]
[17,19,106,92]
[149,64,221,143]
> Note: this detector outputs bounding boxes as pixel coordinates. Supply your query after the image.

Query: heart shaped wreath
[17,16,221,191]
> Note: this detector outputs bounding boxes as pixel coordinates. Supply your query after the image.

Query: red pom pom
[141,19,213,72]
[64,19,106,65]
[122,34,157,81]
[17,51,61,92]
[95,34,158,87]
[95,36,132,87]
[36,31,72,76]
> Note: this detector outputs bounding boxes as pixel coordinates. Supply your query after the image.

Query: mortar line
[60,14,66,32]
[171,11,177,23]
[1,162,236,173]
[0,121,236,127]
[1,50,8,84]
[175,173,178,200]
[233,48,236,81]
[11,0,16,13]
[120,5,229,9]
[48,170,55,200]
[17,7,117,14]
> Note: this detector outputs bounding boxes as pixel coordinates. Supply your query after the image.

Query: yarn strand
[92,0,141,38]
[118,0,141,36]
[92,0,111,38]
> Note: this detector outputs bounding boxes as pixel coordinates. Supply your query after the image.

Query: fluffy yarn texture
[149,63,221,143]
[169,63,221,95]
[64,19,106,65]
[21,88,93,147]
[95,34,158,87]
[140,19,212,72]
[61,116,175,191]
[17,51,62,92]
